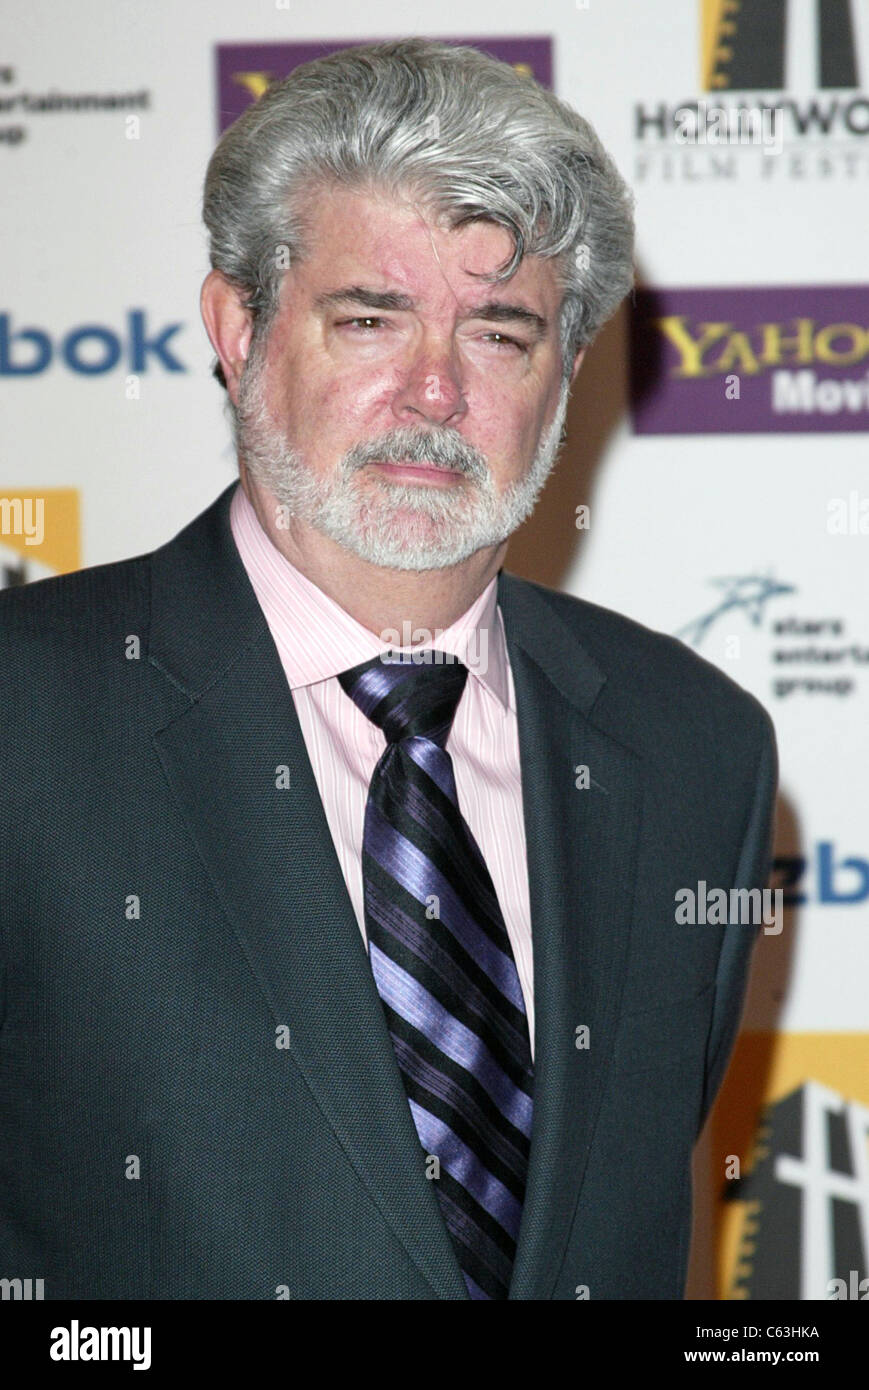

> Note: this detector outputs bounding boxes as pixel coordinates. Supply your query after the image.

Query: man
[0,38,777,1300]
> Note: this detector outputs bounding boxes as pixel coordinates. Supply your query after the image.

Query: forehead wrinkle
[404,198,519,318]
[405,198,464,317]
[311,192,552,330]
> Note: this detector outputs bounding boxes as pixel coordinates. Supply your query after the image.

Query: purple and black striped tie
[338,649,534,1300]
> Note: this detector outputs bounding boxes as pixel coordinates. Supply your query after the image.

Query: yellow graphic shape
[710,1031,869,1298]
[701,0,740,90]
[0,489,80,574]
[232,72,273,103]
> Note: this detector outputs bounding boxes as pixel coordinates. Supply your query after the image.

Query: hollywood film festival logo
[726,1080,869,1301]
[634,0,869,183]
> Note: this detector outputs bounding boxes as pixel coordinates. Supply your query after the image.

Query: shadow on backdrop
[504,282,666,591]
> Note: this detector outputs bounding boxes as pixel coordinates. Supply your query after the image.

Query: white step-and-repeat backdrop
[4,0,868,1301]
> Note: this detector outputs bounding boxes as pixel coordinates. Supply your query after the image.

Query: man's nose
[390,341,468,428]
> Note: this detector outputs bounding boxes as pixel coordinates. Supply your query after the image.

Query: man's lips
[368,460,465,485]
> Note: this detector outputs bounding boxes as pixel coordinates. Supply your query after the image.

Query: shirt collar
[229,481,511,711]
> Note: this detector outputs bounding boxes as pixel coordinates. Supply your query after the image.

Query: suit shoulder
[0,550,152,669]
[505,572,775,748]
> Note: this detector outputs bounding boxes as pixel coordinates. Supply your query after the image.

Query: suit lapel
[148,483,467,1300]
[497,572,644,1299]
[146,484,643,1302]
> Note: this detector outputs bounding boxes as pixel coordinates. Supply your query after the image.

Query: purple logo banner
[631,285,869,435]
[217,37,553,133]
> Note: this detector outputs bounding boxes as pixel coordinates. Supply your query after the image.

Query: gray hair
[203,37,635,389]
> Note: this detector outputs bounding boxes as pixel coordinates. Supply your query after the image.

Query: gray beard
[234,361,570,572]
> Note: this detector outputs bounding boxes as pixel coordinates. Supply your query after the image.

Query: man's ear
[568,345,586,385]
[200,270,254,405]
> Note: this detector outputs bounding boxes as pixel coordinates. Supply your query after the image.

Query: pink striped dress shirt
[229,481,535,1055]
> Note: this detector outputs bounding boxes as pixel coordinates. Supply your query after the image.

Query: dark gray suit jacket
[0,481,777,1299]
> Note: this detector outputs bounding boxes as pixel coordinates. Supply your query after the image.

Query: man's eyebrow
[313,286,415,312]
[464,300,549,338]
[313,286,549,337]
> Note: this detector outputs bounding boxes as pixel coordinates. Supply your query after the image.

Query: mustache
[342,427,489,481]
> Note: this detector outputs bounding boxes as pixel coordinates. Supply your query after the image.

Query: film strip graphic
[702,0,860,90]
[725,1081,869,1300]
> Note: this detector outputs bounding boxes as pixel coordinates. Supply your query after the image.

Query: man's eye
[337,317,387,332]
[483,332,529,353]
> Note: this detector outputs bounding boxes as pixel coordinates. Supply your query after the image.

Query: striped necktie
[338,649,534,1300]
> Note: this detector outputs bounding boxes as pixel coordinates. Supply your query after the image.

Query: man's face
[236,183,578,571]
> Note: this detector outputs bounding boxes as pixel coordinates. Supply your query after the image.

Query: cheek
[466,392,543,474]
[306,363,402,432]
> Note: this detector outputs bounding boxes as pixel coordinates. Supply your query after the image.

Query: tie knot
[338,650,469,747]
